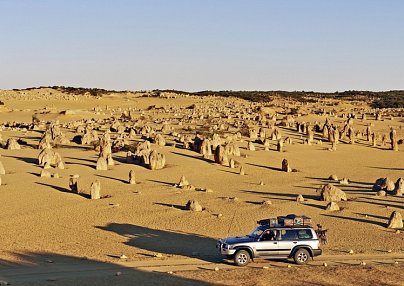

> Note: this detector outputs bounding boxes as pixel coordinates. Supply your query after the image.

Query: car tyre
[234,250,250,266]
[293,248,310,265]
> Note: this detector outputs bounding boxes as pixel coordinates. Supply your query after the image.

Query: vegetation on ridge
[9,86,404,108]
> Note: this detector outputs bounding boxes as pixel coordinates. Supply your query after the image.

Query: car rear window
[280,230,298,240]
[297,229,313,239]
[280,229,313,240]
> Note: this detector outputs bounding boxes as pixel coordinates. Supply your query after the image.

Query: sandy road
[0,253,403,285]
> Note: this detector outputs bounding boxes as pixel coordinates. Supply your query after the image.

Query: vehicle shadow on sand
[0,252,217,286]
[97,223,221,263]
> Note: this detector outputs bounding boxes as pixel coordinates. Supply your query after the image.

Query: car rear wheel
[293,248,310,265]
[234,250,250,266]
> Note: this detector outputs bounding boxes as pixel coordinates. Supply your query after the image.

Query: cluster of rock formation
[373,177,403,196]
[96,131,114,170]
[0,89,403,239]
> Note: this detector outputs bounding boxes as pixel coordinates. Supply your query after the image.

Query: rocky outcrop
[319,184,347,202]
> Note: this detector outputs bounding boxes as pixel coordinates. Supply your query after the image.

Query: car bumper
[216,241,236,256]
[220,248,236,255]
[312,249,322,256]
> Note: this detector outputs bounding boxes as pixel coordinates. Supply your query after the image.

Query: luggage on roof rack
[278,214,312,226]
[257,214,312,227]
[257,218,277,226]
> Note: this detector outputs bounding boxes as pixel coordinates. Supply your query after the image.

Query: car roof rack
[257,215,313,227]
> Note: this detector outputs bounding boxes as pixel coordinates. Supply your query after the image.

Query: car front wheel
[293,248,310,265]
[234,250,250,266]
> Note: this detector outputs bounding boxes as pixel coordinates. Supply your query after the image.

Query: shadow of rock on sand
[95,174,128,184]
[64,161,95,169]
[353,213,388,220]
[35,182,71,193]
[246,162,283,172]
[64,156,97,164]
[35,182,90,199]
[147,179,175,186]
[302,203,326,210]
[356,197,404,210]
[367,166,404,171]
[112,155,129,164]
[217,169,238,175]
[154,202,188,210]
[242,190,319,201]
[0,252,217,286]
[2,155,38,165]
[171,151,213,164]
[97,224,220,263]
[304,177,377,195]
[322,214,387,228]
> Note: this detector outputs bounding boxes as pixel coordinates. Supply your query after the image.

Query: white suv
[216,224,322,266]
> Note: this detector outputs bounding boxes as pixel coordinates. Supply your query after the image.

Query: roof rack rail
[257,214,312,227]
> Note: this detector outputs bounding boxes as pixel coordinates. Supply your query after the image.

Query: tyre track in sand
[0,253,404,284]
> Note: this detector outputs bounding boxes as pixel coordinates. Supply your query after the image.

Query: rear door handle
[293,241,297,244]
[273,242,277,244]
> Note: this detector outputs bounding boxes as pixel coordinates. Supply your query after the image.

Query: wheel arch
[234,246,255,259]
[290,245,314,258]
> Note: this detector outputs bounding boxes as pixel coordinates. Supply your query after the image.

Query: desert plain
[0,87,403,285]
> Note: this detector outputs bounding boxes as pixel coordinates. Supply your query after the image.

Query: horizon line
[1,85,403,94]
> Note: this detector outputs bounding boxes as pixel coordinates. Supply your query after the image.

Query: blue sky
[0,0,403,91]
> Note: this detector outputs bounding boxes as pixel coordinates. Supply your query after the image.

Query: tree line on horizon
[8,86,404,108]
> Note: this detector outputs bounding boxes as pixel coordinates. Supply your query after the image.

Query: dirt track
[1,253,404,285]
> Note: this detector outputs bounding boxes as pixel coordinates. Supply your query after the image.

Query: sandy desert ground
[0,87,403,285]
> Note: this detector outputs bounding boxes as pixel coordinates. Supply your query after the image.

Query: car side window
[260,230,277,241]
[297,229,313,239]
[279,229,299,241]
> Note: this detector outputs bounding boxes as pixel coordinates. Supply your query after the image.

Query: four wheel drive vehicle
[216,215,322,266]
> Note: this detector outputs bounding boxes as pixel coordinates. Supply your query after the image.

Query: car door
[277,229,299,257]
[254,230,279,257]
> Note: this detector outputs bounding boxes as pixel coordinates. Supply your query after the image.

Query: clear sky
[0,0,403,92]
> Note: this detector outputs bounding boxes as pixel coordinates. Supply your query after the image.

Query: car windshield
[248,226,265,238]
